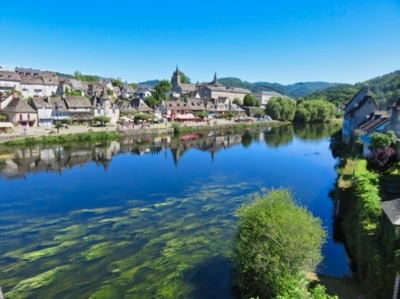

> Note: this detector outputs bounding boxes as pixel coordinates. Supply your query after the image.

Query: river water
[0,124,350,298]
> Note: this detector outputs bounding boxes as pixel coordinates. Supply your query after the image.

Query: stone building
[342,84,378,143]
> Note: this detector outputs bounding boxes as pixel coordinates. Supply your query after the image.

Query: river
[0,124,350,298]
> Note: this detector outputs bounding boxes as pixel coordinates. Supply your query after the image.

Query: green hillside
[219,77,336,98]
[304,70,400,108]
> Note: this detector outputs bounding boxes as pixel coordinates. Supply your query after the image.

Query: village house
[120,83,136,99]
[63,96,93,124]
[31,96,70,127]
[255,90,284,106]
[388,99,400,138]
[357,111,391,157]
[135,86,153,100]
[92,91,120,124]
[1,95,37,127]
[0,71,21,94]
[197,73,251,103]
[342,84,378,143]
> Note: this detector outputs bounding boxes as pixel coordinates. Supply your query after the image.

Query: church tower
[171,66,182,94]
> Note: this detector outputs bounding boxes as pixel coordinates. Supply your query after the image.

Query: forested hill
[218,77,336,98]
[304,70,400,108]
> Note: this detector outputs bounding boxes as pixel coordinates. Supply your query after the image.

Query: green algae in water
[89,284,124,299]
[81,242,113,261]
[5,265,73,299]
[1,179,251,298]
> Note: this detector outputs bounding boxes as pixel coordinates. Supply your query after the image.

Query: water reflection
[0,124,340,179]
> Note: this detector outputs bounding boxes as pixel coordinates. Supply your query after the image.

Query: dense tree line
[294,99,336,123]
[265,96,337,123]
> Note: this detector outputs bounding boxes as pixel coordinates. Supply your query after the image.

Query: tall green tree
[266,96,296,121]
[243,94,260,107]
[294,99,336,123]
[144,95,159,109]
[233,189,327,299]
[153,80,172,102]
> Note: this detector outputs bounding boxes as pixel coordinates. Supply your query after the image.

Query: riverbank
[0,118,283,144]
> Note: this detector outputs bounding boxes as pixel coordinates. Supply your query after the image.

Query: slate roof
[41,72,59,85]
[2,98,36,113]
[20,76,44,85]
[358,111,390,133]
[31,97,67,110]
[382,198,400,225]
[207,85,251,94]
[64,96,92,108]
[131,98,154,113]
[0,71,21,82]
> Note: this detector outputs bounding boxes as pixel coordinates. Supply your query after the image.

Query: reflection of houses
[0,142,121,178]
[169,133,243,165]
[64,96,93,124]
[342,84,378,143]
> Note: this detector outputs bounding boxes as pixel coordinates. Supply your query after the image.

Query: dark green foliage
[233,189,327,299]
[294,100,336,123]
[243,94,260,107]
[153,80,171,102]
[144,95,158,109]
[194,111,208,120]
[0,114,7,121]
[303,84,358,107]
[232,98,241,105]
[265,96,296,121]
[73,71,100,82]
[111,78,124,87]
[369,131,397,151]
[284,82,337,98]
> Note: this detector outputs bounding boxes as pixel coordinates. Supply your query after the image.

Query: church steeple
[172,65,182,93]
[213,72,218,83]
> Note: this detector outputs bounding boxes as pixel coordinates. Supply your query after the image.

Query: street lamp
[54,103,62,134]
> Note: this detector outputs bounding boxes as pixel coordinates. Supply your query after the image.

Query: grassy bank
[2,131,123,146]
[334,158,399,298]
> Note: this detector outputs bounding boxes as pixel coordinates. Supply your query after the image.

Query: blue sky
[1,0,399,84]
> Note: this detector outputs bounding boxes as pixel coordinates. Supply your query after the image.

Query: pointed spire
[213,72,218,83]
